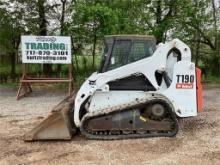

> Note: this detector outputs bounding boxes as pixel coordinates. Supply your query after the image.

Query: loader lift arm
[74,37,191,127]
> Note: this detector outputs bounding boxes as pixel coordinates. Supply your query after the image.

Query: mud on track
[0,86,220,165]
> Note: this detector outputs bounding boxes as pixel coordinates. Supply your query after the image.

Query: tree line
[0,0,219,82]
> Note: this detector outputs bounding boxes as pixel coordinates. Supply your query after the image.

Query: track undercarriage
[24,94,179,141]
[80,99,179,140]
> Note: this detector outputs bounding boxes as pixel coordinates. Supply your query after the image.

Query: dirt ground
[0,85,220,165]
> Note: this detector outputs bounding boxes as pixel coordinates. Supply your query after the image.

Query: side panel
[88,91,151,113]
[162,61,197,117]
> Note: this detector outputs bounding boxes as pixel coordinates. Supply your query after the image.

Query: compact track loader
[24,35,203,141]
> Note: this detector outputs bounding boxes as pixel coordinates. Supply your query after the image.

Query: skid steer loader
[24,35,203,141]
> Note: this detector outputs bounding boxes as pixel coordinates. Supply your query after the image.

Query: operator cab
[99,35,156,73]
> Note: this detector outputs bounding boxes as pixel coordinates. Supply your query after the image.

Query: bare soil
[0,85,220,165]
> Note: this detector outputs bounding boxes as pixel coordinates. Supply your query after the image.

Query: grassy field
[0,55,101,89]
[202,75,220,84]
[1,55,220,90]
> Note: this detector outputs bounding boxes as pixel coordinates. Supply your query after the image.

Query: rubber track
[80,98,179,140]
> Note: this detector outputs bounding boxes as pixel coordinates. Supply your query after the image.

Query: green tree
[0,1,26,80]
[69,0,119,68]
[173,0,220,75]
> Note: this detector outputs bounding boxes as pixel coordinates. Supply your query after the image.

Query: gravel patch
[0,86,220,165]
[0,86,66,119]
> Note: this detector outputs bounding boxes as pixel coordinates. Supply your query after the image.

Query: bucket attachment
[24,94,76,141]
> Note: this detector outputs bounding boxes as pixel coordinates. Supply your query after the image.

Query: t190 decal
[176,74,194,89]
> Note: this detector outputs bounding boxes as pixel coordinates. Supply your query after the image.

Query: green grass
[73,55,101,88]
[202,75,220,84]
[0,55,101,89]
[0,82,19,89]
[2,55,219,90]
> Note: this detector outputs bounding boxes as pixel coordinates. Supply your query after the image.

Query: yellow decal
[140,116,147,122]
